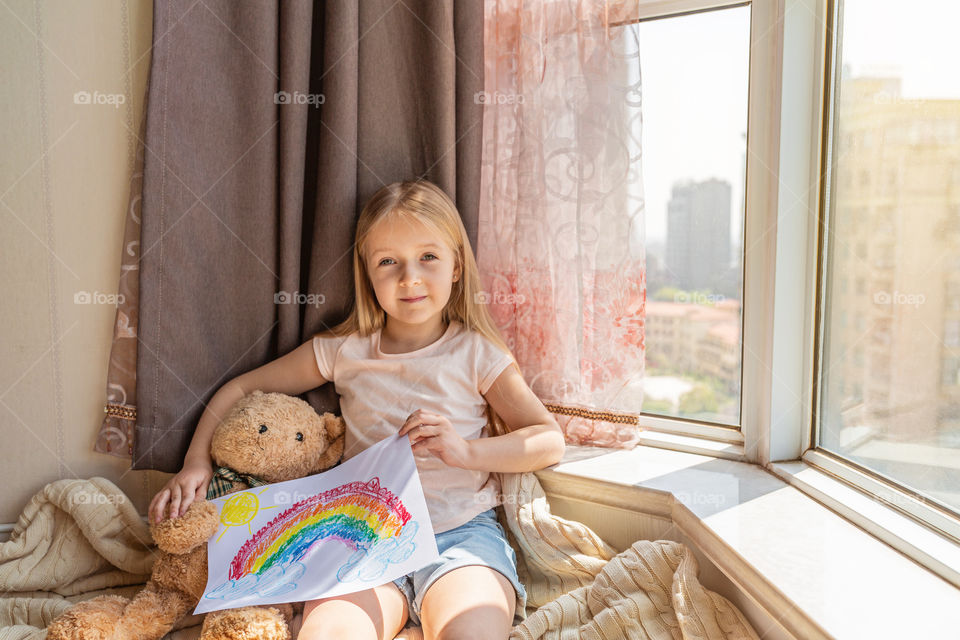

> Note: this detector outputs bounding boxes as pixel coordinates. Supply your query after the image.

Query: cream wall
[0,1,166,525]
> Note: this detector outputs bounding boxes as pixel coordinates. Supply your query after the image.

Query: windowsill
[536,444,960,640]
[636,428,745,461]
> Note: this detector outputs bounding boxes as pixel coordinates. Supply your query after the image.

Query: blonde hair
[316,180,516,434]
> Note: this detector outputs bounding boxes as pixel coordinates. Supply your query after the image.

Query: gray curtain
[132,0,483,471]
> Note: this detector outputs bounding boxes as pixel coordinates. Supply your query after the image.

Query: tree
[678,384,720,415]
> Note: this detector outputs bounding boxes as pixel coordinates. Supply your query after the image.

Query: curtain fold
[477,0,646,448]
[95,108,146,459]
[118,0,483,471]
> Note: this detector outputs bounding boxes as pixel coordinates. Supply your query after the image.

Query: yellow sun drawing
[215,487,278,542]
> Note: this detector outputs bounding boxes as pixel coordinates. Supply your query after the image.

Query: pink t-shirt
[312,320,514,533]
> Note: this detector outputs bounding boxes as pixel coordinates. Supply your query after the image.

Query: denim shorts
[391,508,527,627]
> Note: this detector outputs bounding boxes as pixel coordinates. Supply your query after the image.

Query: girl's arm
[148,339,329,523]
[470,363,566,473]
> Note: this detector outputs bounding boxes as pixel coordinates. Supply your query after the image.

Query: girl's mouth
[401,296,426,303]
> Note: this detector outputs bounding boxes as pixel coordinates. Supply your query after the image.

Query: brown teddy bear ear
[323,412,346,440]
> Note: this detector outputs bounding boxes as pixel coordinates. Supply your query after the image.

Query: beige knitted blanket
[497,472,760,640]
[0,479,203,640]
[0,475,759,640]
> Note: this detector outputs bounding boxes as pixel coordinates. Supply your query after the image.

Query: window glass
[635,6,750,427]
[819,0,960,510]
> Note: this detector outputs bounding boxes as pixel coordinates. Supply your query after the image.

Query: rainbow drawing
[228,477,411,581]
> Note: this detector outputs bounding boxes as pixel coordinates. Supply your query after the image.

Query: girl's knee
[298,584,408,640]
[419,567,515,640]
[299,598,354,639]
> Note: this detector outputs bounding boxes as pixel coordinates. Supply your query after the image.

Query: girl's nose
[400,265,422,286]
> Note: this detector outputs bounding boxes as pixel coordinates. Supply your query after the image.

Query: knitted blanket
[497,472,760,639]
[0,479,203,640]
[0,475,759,640]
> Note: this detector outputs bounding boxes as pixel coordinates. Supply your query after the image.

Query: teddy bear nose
[258,424,268,434]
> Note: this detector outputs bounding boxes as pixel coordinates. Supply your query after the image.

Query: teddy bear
[47,390,346,640]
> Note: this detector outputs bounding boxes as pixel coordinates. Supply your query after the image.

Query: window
[605,0,959,587]
[633,5,750,429]
[816,0,960,514]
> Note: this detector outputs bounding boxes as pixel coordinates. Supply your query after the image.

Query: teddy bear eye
[258,424,268,434]
[296,432,303,441]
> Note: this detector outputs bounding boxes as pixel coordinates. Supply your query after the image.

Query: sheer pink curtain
[478,0,646,448]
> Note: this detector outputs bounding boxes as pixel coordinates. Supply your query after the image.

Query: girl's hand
[398,409,473,469]
[148,458,214,524]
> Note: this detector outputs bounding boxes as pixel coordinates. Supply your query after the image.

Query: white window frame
[624,0,790,464]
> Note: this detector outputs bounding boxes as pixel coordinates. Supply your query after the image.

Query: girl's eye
[377,254,437,266]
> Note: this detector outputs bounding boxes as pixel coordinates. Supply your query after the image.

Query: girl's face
[364,214,461,334]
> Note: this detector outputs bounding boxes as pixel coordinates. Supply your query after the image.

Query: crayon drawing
[216,488,276,541]
[194,434,438,614]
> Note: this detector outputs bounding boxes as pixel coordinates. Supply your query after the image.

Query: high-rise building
[665,179,732,291]
[824,76,960,464]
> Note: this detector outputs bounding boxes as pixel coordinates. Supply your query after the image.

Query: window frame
[627,0,960,548]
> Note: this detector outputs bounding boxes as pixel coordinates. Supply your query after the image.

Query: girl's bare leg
[418,565,515,640]
[298,583,408,640]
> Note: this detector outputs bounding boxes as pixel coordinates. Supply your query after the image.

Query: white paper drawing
[194,433,438,614]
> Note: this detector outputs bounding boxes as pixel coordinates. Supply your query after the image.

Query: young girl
[148,180,566,640]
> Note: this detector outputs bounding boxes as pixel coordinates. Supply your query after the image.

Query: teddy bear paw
[46,595,128,640]
[198,606,291,640]
[150,500,220,554]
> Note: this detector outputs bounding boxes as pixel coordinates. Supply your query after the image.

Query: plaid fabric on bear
[206,466,268,499]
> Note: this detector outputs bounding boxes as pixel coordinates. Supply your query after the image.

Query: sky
[842,0,960,100]
[631,6,750,245]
